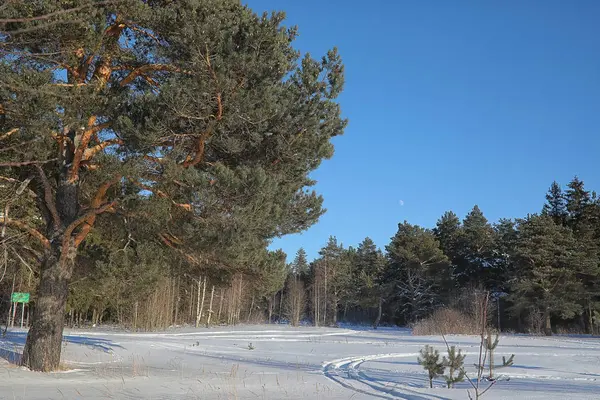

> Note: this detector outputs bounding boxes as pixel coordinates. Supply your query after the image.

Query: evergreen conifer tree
[510,215,583,335]
[0,0,346,370]
[542,181,567,226]
[386,222,450,323]
[418,345,445,388]
[443,346,466,388]
[351,237,386,325]
[455,206,496,289]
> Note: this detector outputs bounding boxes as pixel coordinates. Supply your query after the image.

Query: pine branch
[0,218,49,249]
[73,176,121,247]
[0,128,18,141]
[67,117,111,183]
[119,64,192,87]
[61,200,117,262]
[82,138,123,161]
[0,159,57,167]
[34,165,61,229]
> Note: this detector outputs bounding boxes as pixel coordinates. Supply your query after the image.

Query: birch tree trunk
[207,285,215,326]
[196,276,206,328]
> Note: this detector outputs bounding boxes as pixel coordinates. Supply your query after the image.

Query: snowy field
[1,325,599,399]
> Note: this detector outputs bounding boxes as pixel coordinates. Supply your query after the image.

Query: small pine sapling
[482,331,514,380]
[418,345,445,388]
[443,346,466,388]
[501,354,514,367]
[484,331,499,380]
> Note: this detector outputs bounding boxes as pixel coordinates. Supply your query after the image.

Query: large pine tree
[0,0,345,370]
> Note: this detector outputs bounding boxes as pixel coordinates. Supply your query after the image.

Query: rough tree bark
[373,296,383,330]
[22,239,70,371]
[544,308,552,336]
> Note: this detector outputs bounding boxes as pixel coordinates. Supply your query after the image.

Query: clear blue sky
[245,0,600,261]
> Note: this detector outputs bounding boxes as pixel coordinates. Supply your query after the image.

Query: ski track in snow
[1,326,600,399]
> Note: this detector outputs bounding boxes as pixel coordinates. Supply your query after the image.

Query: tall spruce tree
[563,178,600,333]
[510,214,583,335]
[385,222,450,323]
[291,248,309,278]
[0,0,345,370]
[351,237,386,325]
[433,211,462,261]
[493,218,518,292]
[454,205,496,289]
[542,181,567,226]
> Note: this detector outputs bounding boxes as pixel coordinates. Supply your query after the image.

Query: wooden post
[133,301,139,330]
[11,302,17,328]
[20,302,24,328]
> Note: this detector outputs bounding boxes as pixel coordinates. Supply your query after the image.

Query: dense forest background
[3,176,599,335]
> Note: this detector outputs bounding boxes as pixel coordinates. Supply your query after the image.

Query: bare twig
[0,159,57,167]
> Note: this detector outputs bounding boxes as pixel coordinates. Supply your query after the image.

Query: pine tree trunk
[268,296,273,324]
[235,276,243,324]
[217,288,224,323]
[544,309,552,336]
[189,281,194,321]
[589,304,595,335]
[332,289,338,326]
[324,263,328,325]
[22,242,70,371]
[314,283,319,327]
[247,294,255,322]
[489,349,494,380]
[373,296,383,329]
[278,291,284,322]
[174,276,180,326]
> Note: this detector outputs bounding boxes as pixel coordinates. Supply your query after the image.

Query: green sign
[11,292,30,303]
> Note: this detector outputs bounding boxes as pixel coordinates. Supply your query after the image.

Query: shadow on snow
[0,330,124,366]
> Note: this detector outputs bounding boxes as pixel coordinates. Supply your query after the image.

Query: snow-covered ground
[1,325,599,399]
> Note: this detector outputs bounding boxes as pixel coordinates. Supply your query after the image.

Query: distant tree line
[3,178,599,337]
[283,177,600,336]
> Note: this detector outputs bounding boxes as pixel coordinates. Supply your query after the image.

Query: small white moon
[399,200,404,206]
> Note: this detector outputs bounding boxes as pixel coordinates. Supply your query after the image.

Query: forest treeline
[4,177,599,336]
